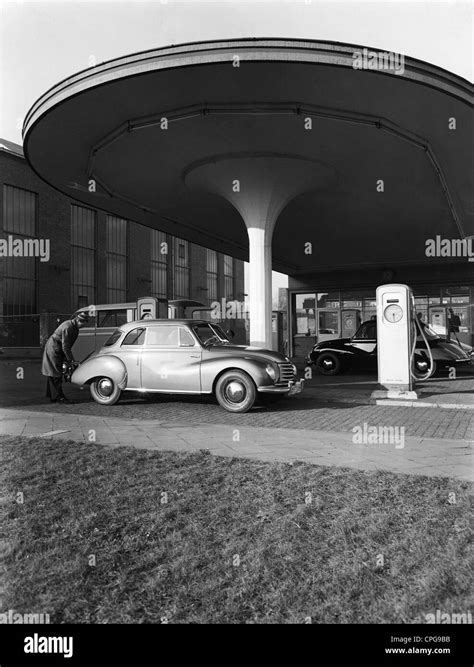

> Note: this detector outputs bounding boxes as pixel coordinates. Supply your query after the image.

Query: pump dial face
[384,304,403,323]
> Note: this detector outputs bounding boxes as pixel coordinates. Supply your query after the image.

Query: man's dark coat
[42,320,79,378]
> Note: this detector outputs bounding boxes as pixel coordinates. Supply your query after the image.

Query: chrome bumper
[258,379,305,395]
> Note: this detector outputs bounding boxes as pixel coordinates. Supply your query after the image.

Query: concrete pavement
[1,408,472,482]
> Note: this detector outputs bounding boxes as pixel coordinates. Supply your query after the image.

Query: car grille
[278,362,296,384]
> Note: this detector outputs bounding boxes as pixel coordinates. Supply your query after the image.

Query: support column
[247,226,273,348]
[184,154,333,350]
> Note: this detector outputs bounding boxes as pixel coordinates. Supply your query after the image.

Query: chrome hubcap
[98,378,113,396]
[322,358,334,368]
[225,380,245,402]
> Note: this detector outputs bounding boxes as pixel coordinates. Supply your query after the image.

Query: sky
[0,0,472,294]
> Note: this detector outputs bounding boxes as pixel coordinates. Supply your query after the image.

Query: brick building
[0,139,246,350]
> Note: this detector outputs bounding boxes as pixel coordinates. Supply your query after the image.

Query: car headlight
[265,364,277,381]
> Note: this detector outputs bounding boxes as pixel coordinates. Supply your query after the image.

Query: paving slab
[1,408,472,483]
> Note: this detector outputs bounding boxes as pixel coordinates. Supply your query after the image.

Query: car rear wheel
[90,377,122,405]
[215,370,256,413]
[315,352,342,375]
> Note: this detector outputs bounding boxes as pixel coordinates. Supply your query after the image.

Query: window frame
[2,184,38,316]
[96,309,129,329]
[179,327,197,347]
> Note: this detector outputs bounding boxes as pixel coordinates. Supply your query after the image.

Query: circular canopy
[24,38,472,275]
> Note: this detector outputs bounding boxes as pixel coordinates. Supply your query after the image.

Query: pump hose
[410,316,435,381]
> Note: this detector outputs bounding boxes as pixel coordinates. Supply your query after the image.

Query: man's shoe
[57,397,74,404]
[49,398,57,403]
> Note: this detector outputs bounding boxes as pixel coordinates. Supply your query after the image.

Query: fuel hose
[410,315,435,381]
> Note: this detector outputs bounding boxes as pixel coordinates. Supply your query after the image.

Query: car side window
[147,325,179,346]
[121,328,145,346]
[180,328,195,347]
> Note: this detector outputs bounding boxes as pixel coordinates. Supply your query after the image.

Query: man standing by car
[447,307,461,342]
[42,312,89,402]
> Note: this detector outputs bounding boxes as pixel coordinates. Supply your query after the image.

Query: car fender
[420,344,462,363]
[200,356,269,392]
[434,340,472,361]
[71,355,128,389]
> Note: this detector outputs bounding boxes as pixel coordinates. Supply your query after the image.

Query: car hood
[313,338,352,350]
[203,344,287,364]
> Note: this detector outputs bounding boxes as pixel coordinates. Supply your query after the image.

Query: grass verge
[1,435,472,623]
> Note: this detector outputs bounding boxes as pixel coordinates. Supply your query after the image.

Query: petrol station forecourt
[0,38,472,636]
[10,34,474,476]
[23,38,473,354]
[15,36,474,463]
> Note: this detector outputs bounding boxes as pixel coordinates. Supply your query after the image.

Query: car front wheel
[90,376,122,405]
[315,352,342,375]
[215,370,256,413]
[413,358,437,379]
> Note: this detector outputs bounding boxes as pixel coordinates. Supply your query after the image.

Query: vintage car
[305,319,473,376]
[71,319,303,412]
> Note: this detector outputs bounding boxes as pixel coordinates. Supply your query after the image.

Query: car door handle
[190,355,200,358]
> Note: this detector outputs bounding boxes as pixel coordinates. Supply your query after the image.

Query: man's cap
[75,312,89,322]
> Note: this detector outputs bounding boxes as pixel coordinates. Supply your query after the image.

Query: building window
[106,216,127,302]
[71,205,95,310]
[206,249,218,304]
[151,230,168,298]
[173,237,189,299]
[2,185,37,316]
[223,254,234,301]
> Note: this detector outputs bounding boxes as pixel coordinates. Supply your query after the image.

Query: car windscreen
[210,324,230,341]
[353,322,376,339]
[417,324,440,340]
[103,329,122,346]
[192,323,230,345]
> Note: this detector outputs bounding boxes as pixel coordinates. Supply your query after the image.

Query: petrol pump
[137,296,168,319]
[372,283,434,400]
